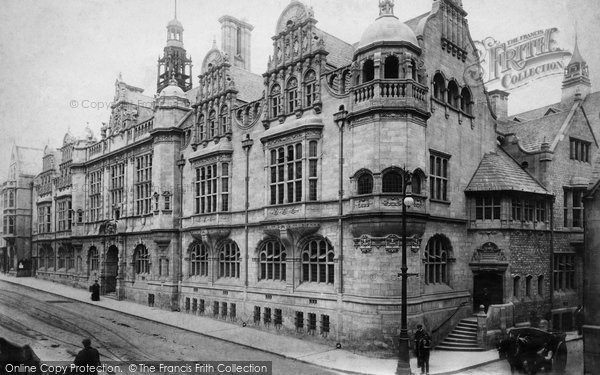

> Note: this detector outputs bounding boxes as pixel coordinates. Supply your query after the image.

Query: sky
[0,0,598,176]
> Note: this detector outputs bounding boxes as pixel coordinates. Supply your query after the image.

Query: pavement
[0,273,581,375]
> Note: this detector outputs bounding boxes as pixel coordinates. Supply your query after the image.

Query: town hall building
[25,0,595,353]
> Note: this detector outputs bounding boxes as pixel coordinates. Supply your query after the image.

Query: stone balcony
[350,79,429,117]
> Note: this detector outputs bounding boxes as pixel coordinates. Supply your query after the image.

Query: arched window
[412,170,424,195]
[197,113,205,140]
[357,171,373,195]
[88,246,99,273]
[460,87,473,115]
[219,241,240,278]
[363,59,375,83]
[58,247,66,269]
[433,73,446,100]
[133,244,149,275]
[424,235,451,285]
[329,74,338,92]
[220,106,229,135]
[301,238,334,284]
[304,70,317,107]
[208,111,217,139]
[382,169,403,193]
[189,242,208,277]
[411,59,418,81]
[384,55,399,79]
[341,70,350,94]
[67,248,74,270]
[259,240,286,281]
[270,84,282,117]
[39,247,47,269]
[286,77,298,113]
[447,81,460,108]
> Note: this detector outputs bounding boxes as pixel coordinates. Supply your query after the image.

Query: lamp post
[397,168,414,375]
[176,155,186,310]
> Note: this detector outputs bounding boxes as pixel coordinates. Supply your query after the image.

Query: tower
[562,35,591,101]
[218,15,253,71]
[157,1,193,93]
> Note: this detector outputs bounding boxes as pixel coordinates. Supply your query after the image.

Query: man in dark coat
[414,324,425,369]
[90,281,100,301]
[74,338,101,375]
[419,332,432,375]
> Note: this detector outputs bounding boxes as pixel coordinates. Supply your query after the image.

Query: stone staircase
[435,317,487,351]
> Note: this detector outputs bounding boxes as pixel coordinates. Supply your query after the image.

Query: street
[0,280,341,374]
[445,340,582,375]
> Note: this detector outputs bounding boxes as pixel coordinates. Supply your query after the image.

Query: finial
[212,36,217,49]
[379,0,394,16]
[174,0,177,19]
[118,72,123,81]
[169,71,178,86]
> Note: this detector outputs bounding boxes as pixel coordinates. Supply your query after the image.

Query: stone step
[444,336,478,344]
[447,332,477,340]
[435,345,487,352]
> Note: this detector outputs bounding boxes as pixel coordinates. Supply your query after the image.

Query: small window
[526,275,532,297]
[362,60,375,83]
[537,275,544,296]
[254,306,261,323]
[263,307,272,324]
[513,276,520,298]
[295,311,304,330]
[382,170,403,193]
[357,172,373,195]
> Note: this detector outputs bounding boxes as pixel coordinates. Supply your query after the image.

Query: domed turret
[355,0,419,55]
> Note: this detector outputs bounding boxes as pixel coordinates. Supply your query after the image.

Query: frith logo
[474,28,572,90]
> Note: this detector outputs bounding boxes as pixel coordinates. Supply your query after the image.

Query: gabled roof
[465,149,550,195]
[315,28,353,69]
[503,110,571,152]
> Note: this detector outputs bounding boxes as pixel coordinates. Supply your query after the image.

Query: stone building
[0,144,43,274]
[28,0,595,352]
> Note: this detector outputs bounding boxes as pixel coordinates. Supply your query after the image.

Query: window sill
[430,199,451,205]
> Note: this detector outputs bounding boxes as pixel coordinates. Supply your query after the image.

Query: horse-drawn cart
[497,327,567,374]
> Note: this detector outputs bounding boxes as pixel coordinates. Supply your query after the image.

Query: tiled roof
[503,111,570,152]
[230,66,263,103]
[465,149,549,195]
[315,28,354,68]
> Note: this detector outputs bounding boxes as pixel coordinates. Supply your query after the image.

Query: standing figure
[575,305,584,336]
[481,288,490,313]
[413,324,425,369]
[90,280,100,301]
[74,338,101,375]
[419,332,432,375]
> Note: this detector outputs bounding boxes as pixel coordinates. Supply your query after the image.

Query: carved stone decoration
[354,198,372,208]
[98,220,118,235]
[385,234,401,253]
[262,223,320,250]
[354,234,372,254]
[471,242,507,262]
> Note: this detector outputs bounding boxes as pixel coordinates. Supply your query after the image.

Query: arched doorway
[473,272,503,311]
[469,242,508,312]
[105,246,119,294]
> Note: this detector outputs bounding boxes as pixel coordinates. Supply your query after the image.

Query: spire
[570,32,585,65]
[379,0,394,16]
[174,0,177,19]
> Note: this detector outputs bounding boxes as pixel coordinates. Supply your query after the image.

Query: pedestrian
[481,288,490,313]
[90,280,100,301]
[419,332,432,375]
[414,324,425,369]
[73,338,101,375]
[575,305,584,336]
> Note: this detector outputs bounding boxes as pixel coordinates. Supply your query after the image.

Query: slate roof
[503,110,571,152]
[315,28,354,68]
[230,66,264,103]
[465,149,549,195]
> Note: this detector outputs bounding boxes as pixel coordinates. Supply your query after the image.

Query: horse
[0,338,43,375]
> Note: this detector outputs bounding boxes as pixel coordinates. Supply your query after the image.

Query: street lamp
[176,155,186,311]
[397,168,414,375]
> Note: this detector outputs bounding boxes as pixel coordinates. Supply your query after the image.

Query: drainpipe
[549,198,555,324]
[242,135,254,288]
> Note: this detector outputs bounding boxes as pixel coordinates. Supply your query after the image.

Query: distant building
[0,144,43,274]
[24,0,595,352]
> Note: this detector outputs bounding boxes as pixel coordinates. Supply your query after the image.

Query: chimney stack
[488,89,510,121]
